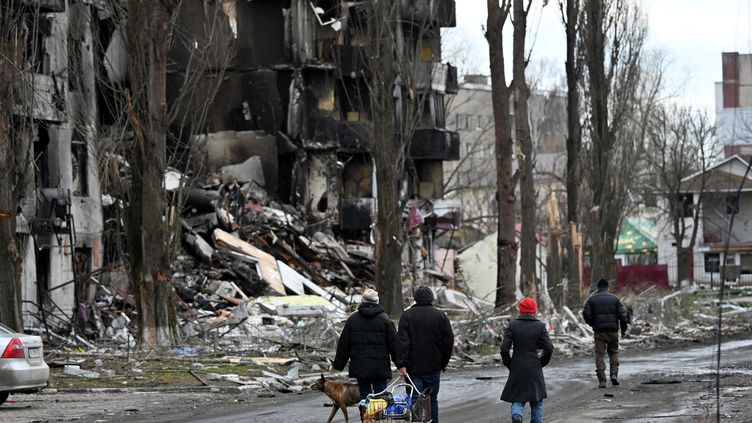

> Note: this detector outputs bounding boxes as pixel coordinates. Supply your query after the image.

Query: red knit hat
[519,297,537,315]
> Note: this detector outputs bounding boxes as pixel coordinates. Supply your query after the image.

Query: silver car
[0,323,49,405]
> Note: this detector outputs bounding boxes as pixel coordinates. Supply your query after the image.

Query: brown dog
[311,374,361,423]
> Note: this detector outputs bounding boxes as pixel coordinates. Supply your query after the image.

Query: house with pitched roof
[655,155,752,286]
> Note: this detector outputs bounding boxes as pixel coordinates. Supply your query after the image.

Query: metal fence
[664,263,752,289]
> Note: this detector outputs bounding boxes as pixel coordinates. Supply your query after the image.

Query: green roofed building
[615,218,658,265]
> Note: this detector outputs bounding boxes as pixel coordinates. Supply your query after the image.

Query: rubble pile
[64,171,502,356]
[162,175,378,351]
[40,170,752,394]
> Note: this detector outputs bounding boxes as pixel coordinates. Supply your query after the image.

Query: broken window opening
[317,195,329,213]
[306,70,338,118]
[342,154,373,198]
[35,125,51,189]
[35,248,51,309]
[72,137,89,197]
[337,78,370,121]
[74,247,92,305]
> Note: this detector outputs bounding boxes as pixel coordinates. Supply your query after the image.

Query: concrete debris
[186,233,214,263]
[63,365,101,379]
[164,169,186,191]
[257,295,338,317]
[105,313,135,347]
[220,156,265,185]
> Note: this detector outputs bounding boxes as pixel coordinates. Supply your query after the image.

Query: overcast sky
[444,0,752,111]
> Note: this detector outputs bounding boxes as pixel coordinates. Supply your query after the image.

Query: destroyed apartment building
[7,0,461,343]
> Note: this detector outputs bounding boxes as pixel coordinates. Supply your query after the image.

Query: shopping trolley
[360,374,432,422]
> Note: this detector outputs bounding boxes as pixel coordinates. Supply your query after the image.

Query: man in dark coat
[333,288,401,402]
[500,298,553,423]
[397,286,454,423]
[582,278,629,388]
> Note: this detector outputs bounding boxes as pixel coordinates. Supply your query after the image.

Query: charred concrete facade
[7,0,458,329]
[10,1,105,327]
[168,0,459,239]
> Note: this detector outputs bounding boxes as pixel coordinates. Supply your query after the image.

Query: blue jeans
[511,400,543,423]
[357,378,387,402]
[411,371,441,423]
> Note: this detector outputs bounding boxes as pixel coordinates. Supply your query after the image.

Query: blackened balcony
[20,0,64,12]
[438,0,456,27]
[409,129,459,161]
[400,0,456,28]
[415,62,459,94]
[331,45,368,78]
[446,64,459,94]
[341,198,375,230]
[310,118,372,151]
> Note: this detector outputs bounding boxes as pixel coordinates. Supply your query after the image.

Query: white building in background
[655,156,752,287]
[443,75,567,243]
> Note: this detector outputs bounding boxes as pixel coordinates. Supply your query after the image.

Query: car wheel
[0,392,8,406]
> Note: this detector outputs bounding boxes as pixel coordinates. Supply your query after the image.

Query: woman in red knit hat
[499,298,554,423]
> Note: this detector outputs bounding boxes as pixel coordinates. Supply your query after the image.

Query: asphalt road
[156,338,752,423]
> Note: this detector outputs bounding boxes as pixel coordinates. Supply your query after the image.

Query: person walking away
[397,286,454,423]
[500,298,554,423]
[333,288,401,404]
[582,278,629,388]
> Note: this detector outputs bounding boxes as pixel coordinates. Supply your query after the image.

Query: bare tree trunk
[562,0,582,305]
[0,131,22,331]
[583,0,616,285]
[126,0,178,347]
[546,196,563,307]
[676,247,691,283]
[513,0,536,298]
[368,0,403,317]
[582,0,648,287]
[0,3,23,331]
[486,1,517,308]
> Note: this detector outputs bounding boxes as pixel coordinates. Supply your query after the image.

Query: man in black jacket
[582,278,629,388]
[333,288,400,402]
[397,286,454,423]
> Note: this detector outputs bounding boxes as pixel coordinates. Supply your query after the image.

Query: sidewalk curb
[43,385,259,395]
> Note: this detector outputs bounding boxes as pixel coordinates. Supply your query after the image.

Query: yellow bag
[363,398,388,421]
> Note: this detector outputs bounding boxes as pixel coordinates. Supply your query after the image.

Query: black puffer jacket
[582,288,629,333]
[333,303,400,379]
[397,303,454,375]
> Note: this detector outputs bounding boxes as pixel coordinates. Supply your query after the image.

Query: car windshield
[0,323,14,335]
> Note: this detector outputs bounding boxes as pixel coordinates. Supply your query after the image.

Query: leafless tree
[112,0,231,347]
[559,0,583,305]
[363,0,404,316]
[486,0,517,307]
[512,0,537,298]
[644,105,716,284]
[358,1,444,315]
[123,0,182,347]
[0,1,27,331]
[581,0,651,285]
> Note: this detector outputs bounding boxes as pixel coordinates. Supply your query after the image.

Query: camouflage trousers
[594,331,620,376]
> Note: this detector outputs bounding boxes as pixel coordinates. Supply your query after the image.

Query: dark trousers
[411,371,441,423]
[594,331,620,376]
[357,378,387,402]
